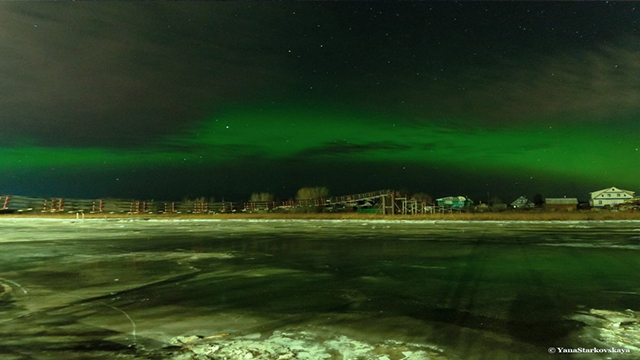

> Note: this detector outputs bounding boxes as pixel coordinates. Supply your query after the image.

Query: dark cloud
[297,141,412,157]
[417,143,438,151]
[150,141,262,158]
[2,2,639,149]
[0,2,302,147]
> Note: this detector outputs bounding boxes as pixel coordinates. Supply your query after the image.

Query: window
[599,200,602,204]
[608,194,611,197]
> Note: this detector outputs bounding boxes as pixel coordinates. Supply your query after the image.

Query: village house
[544,198,578,211]
[510,196,535,209]
[589,187,636,208]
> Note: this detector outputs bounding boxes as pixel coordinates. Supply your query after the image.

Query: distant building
[616,197,640,211]
[510,196,535,209]
[544,198,578,211]
[436,196,473,209]
[589,187,635,208]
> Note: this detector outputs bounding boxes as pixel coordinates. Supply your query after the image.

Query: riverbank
[2,211,640,221]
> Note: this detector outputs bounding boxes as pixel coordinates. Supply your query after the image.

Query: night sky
[1,2,639,202]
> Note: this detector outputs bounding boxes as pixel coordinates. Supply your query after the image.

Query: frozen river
[1,219,639,359]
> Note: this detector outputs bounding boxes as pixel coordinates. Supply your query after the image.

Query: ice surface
[1,218,639,359]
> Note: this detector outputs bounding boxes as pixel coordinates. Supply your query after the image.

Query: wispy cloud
[461,40,640,123]
[381,38,640,127]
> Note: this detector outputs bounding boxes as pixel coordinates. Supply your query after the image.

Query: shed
[544,198,578,211]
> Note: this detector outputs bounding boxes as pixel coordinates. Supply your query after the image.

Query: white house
[589,187,635,208]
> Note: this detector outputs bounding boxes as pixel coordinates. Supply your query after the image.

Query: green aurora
[3,106,639,199]
[1,2,639,200]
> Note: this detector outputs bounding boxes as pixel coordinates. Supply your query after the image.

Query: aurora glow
[1,2,639,200]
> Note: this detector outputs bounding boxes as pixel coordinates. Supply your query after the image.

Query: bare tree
[533,193,544,207]
[250,192,274,202]
[412,192,433,205]
[296,187,329,200]
[180,197,195,213]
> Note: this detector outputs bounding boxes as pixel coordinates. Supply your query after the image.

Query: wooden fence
[0,189,438,215]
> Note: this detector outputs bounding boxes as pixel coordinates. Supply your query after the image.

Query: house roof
[545,198,578,205]
[589,187,635,198]
[510,196,532,206]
